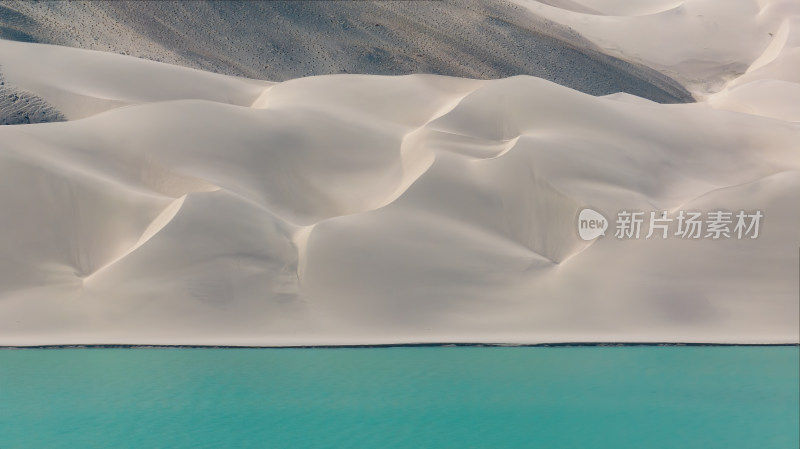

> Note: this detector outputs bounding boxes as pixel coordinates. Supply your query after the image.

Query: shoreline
[2,342,797,350]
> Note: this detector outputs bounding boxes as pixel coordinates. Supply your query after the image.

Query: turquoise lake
[0,346,797,448]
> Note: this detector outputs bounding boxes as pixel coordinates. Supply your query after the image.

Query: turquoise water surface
[0,346,797,449]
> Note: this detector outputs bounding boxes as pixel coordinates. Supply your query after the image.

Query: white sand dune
[514,0,800,100]
[0,32,797,346]
[708,14,800,120]
[0,40,271,120]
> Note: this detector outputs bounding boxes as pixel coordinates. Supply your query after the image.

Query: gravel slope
[0,0,693,103]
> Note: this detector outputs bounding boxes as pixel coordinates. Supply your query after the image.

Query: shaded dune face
[0,0,692,103]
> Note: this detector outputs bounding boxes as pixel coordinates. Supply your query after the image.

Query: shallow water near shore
[0,346,797,449]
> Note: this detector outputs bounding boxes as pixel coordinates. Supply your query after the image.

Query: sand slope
[0,38,797,345]
[514,0,800,101]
